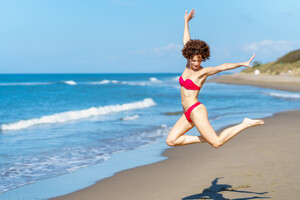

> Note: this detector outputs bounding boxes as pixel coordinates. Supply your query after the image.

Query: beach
[53,110,300,200]
[52,74,300,200]
[1,1,300,199]
[208,73,300,92]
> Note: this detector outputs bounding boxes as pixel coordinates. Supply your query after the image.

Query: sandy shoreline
[208,73,300,92]
[51,75,300,200]
[52,108,300,200]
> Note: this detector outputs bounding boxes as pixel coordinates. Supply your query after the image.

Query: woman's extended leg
[190,104,265,148]
[166,114,207,146]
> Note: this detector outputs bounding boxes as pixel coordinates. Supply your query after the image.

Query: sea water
[0,73,299,199]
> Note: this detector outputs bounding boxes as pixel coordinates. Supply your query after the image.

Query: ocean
[0,73,299,199]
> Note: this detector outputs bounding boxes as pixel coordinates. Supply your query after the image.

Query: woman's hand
[242,54,256,68]
[185,9,195,22]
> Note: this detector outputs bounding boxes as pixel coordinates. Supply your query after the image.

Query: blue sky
[0,0,299,73]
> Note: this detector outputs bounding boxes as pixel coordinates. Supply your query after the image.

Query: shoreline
[52,108,300,200]
[51,75,300,200]
[208,73,300,92]
[1,74,299,199]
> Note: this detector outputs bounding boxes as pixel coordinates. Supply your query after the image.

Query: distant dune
[242,49,300,77]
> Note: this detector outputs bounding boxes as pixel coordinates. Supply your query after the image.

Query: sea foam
[89,80,119,84]
[172,76,180,81]
[1,98,156,131]
[0,124,170,194]
[63,80,77,85]
[263,92,300,100]
[121,114,140,121]
[121,81,149,86]
[0,82,53,86]
[88,80,149,86]
[149,77,161,82]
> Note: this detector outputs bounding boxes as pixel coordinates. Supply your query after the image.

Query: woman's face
[190,55,202,70]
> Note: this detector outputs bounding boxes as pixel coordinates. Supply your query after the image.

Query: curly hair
[181,39,210,61]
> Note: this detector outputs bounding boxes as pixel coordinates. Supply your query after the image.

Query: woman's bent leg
[166,114,207,146]
[190,104,264,148]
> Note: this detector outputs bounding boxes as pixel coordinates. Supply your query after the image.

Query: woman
[166,9,265,148]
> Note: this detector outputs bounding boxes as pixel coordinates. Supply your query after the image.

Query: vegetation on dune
[242,49,300,77]
[275,49,300,64]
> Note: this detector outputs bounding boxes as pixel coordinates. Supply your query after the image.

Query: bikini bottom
[184,102,201,122]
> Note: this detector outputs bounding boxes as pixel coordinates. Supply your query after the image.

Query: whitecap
[85,80,149,86]
[1,98,156,131]
[263,92,300,100]
[149,77,162,82]
[63,80,77,85]
[121,114,140,121]
[160,124,167,128]
[172,76,180,81]
[0,82,53,86]
[89,80,118,85]
[121,81,149,86]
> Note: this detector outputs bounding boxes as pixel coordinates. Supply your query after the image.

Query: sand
[52,113,300,200]
[208,73,300,92]
[51,74,300,200]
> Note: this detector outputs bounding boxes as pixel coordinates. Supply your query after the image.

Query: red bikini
[179,76,201,90]
[179,76,202,122]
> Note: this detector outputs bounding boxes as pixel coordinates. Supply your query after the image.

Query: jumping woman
[166,9,265,148]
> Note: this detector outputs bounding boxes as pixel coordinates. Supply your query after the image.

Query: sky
[0,0,299,73]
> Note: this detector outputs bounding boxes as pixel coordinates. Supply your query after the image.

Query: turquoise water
[0,73,299,199]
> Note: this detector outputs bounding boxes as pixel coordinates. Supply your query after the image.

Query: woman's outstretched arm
[183,9,195,45]
[204,54,256,76]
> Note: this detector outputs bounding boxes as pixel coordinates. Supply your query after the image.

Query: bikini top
[179,76,201,90]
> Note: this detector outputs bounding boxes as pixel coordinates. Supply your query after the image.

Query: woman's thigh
[190,104,219,143]
[167,114,194,141]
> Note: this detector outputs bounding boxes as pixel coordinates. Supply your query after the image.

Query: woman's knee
[211,141,222,148]
[166,136,182,147]
[166,137,176,146]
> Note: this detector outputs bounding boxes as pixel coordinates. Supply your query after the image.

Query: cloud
[154,44,182,55]
[133,43,182,56]
[241,40,300,56]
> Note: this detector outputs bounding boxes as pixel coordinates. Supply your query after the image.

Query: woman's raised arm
[183,9,195,46]
[204,54,256,76]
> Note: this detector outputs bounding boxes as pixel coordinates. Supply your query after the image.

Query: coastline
[52,109,300,200]
[50,74,300,200]
[207,73,300,92]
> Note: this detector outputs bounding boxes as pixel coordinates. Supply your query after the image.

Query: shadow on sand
[182,177,270,200]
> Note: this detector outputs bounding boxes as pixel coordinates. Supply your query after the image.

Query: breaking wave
[263,92,300,100]
[1,98,156,131]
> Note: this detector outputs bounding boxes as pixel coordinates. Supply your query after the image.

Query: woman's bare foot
[242,118,265,128]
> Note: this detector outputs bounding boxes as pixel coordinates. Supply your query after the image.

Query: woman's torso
[180,68,207,112]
